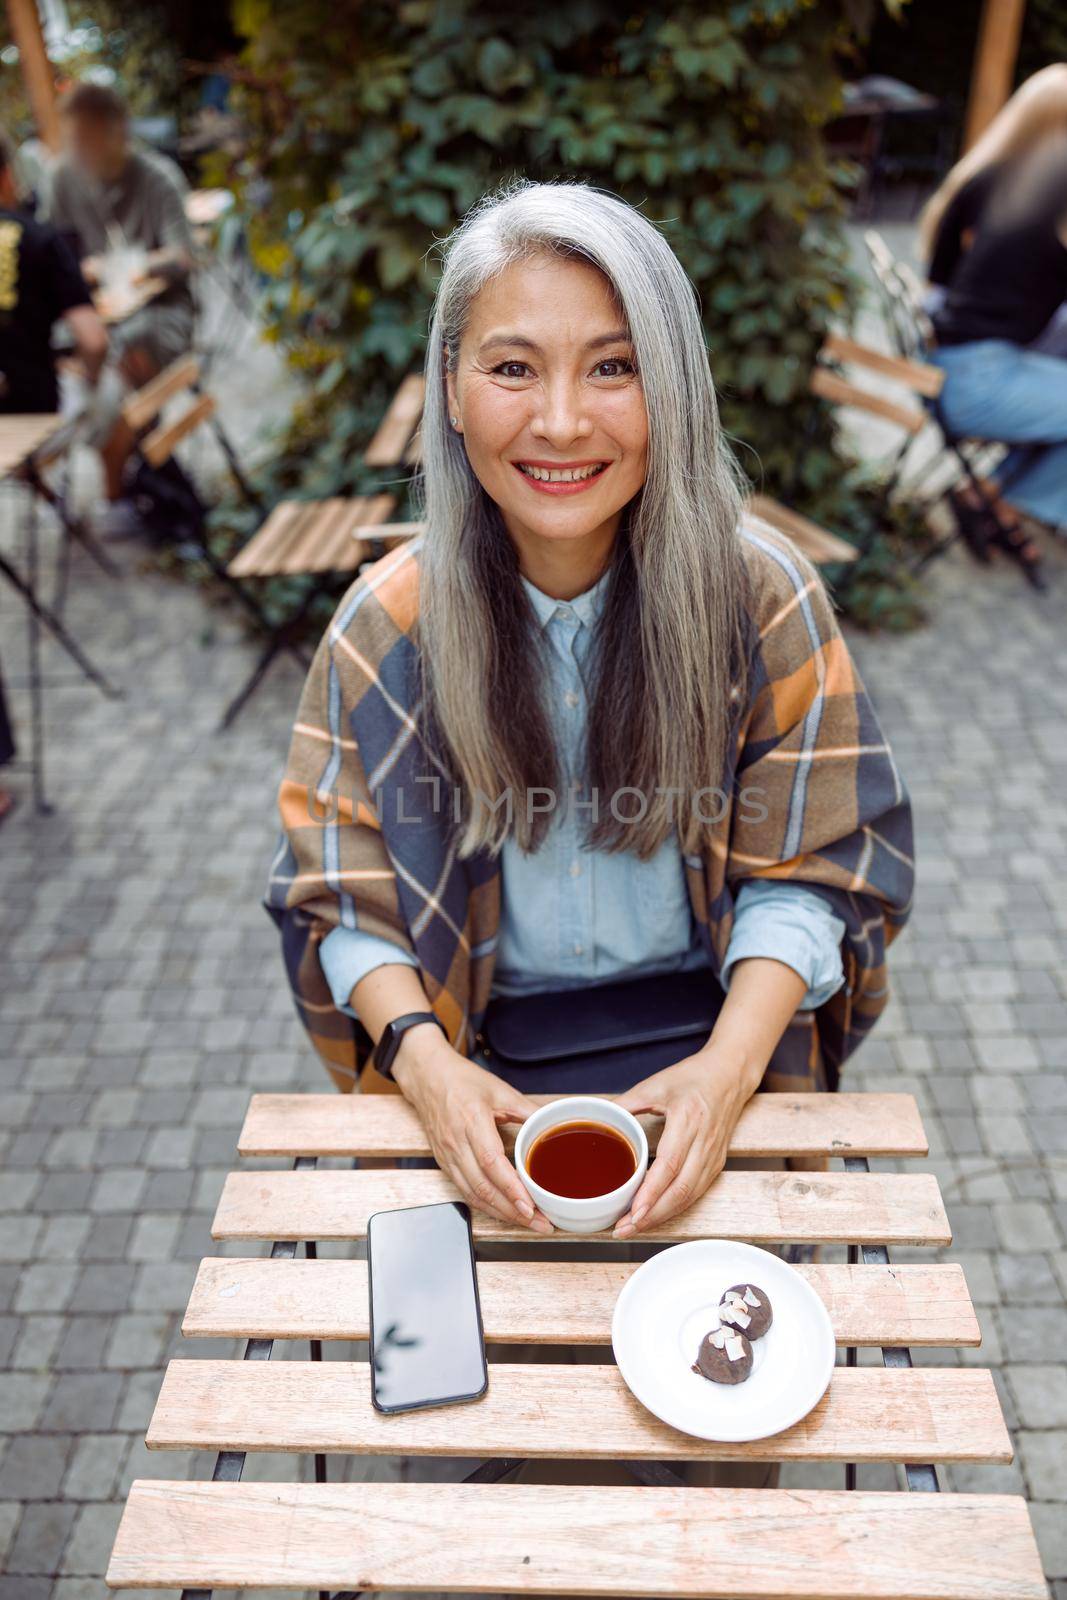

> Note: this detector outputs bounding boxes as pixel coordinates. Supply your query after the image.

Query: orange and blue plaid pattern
[265,519,914,1095]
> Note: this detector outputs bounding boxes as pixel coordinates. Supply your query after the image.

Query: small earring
[450,415,459,426]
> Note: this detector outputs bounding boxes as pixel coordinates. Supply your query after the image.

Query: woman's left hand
[612,1049,758,1236]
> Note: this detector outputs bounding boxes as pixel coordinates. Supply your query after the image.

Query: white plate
[611,1239,835,1442]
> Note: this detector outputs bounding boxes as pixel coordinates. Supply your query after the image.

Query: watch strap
[373,1011,445,1081]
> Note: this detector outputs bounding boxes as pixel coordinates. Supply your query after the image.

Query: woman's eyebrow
[477,328,633,356]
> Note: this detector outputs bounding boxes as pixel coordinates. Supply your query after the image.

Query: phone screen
[367,1201,488,1413]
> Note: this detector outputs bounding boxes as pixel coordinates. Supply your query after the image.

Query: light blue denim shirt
[321,568,845,1017]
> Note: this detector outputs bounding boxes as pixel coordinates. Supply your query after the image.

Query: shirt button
[573,943,584,956]
[569,861,581,878]
[563,691,580,708]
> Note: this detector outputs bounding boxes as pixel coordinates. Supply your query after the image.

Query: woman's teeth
[517,462,607,483]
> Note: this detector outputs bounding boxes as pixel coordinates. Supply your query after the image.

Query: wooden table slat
[148,1360,1011,1465]
[212,1167,951,1246]
[0,415,67,479]
[238,1090,928,1159]
[106,1480,1048,1598]
[183,1258,981,1348]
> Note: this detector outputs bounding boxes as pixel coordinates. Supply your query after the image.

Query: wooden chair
[120,356,345,723]
[798,330,958,577]
[215,374,427,728]
[861,231,1047,585]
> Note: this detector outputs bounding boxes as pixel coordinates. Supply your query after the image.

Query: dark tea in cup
[526,1119,637,1199]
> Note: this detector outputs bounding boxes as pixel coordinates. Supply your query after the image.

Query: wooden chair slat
[809,368,928,434]
[350,491,401,533]
[309,500,373,574]
[182,1258,981,1349]
[148,1360,1010,1465]
[121,355,200,432]
[212,1168,951,1246]
[323,492,400,570]
[748,498,859,566]
[229,494,402,580]
[107,1480,1047,1597]
[227,502,318,578]
[141,393,216,469]
[363,373,426,466]
[360,519,425,554]
[277,498,350,574]
[863,229,897,274]
[819,334,945,399]
[238,1091,928,1160]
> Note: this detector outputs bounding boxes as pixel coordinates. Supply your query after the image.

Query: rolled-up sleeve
[721,880,847,1011]
[320,924,419,1018]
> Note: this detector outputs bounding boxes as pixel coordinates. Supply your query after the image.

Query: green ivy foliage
[209,0,924,626]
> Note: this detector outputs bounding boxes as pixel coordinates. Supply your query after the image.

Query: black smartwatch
[372,1011,446,1082]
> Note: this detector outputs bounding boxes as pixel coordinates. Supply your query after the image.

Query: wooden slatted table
[106,1091,1048,1599]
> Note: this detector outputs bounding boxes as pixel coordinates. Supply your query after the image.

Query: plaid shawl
[265,519,914,1095]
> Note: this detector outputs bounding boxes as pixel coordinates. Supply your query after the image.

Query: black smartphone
[366,1200,488,1414]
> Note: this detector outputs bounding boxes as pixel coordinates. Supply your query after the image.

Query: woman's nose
[530,379,594,445]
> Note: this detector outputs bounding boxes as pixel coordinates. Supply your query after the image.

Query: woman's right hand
[392,1029,554,1232]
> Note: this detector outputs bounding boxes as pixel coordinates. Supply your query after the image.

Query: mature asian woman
[267,178,913,1242]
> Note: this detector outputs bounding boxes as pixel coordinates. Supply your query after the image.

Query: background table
[106,1090,1048,1599]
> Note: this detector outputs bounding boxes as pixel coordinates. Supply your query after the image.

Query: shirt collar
[521,564,612,632]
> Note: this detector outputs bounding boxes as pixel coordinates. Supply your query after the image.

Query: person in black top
[0,128,108,823]
[0,128,108,413]
[926,165,999,293]
[921,126,1067,582]
[920,64,1067,285]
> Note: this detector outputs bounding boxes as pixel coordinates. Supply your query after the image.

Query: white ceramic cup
[514,1096,649,1235]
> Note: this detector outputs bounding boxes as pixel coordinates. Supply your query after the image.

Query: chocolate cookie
[718,1283,773,1341]
[692,1322,753,1385]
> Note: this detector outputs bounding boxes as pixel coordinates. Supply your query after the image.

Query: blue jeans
[929,339,1067,530]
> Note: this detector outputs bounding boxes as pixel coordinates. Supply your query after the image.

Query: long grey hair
[416,177,752,860]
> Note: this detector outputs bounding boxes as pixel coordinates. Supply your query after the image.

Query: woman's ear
[443,346,461,430]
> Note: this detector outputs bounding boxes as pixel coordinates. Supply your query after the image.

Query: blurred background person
[917,67,1067,582]
[920,62,1067,353]
[44,81,196,523]
[0,128,108,414]
[0,126,108,825]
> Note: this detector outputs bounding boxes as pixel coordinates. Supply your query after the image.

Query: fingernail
[517,1198,534,1219]
[631,1206,647,1227]
[614,1218,633,1237]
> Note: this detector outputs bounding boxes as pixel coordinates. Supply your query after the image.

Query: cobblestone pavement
[2,431,1067,1596]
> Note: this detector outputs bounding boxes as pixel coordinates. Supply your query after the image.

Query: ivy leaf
[478,36,528,90]
[376,235,421,289]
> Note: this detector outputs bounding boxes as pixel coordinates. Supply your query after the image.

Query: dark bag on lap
[479,968,725,1095]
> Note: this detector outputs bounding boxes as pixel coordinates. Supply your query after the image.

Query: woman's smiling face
[446,252,649,571]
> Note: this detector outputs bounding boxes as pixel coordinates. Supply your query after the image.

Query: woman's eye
[493,361,531,379]
[594,357,636,378]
